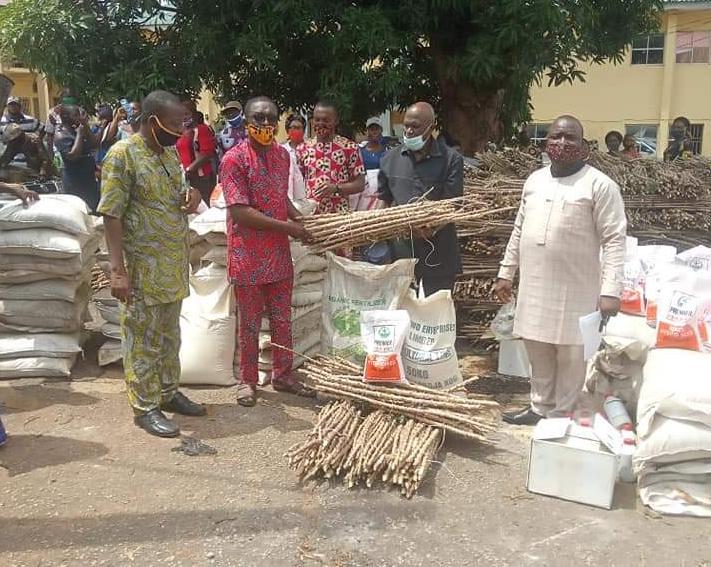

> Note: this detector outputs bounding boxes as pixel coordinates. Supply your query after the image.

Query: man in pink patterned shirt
[220,96,315,407]
[297,101,365,215]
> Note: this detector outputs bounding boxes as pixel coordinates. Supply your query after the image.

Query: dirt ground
[1,345,710,567]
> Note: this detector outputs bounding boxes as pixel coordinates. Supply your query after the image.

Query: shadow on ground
[0,500,433,553]
[0,434,109,476]
[174,389,317,440]
[1,384,100,416]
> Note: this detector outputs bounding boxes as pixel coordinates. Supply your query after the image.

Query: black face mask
[671,127,685,141]
[150,115,181,147]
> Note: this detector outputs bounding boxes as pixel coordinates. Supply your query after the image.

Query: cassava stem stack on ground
[285,400,444,498]
[301,355,499,442]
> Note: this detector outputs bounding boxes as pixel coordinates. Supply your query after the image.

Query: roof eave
[665,1,711,11]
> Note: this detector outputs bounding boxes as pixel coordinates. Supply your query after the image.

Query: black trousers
[418,273,456,297]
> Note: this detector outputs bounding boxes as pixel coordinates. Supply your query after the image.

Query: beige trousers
[523,340,586,418]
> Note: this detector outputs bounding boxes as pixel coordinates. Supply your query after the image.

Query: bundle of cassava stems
[285,355,499,498]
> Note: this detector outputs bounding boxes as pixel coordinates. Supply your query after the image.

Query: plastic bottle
[617,430,636,482]
[603,396,633,430]
[570,408,593,427]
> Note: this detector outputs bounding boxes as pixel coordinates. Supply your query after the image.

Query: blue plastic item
[364,241,391,265]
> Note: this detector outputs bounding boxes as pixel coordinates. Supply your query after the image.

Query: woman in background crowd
[359,117,387,171]
[282,113,306,201]
[621,134,641,159]
[604,130,622,156]
[664,116,693,162]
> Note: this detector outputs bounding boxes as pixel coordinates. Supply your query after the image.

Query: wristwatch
[334,184,341,196]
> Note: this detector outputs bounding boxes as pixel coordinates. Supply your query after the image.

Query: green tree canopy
[0,0,662,154]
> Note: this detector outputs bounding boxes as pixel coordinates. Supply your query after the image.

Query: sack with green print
[321,253,415,363]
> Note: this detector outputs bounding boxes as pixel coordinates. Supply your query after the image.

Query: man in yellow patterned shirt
[99,90,205,438]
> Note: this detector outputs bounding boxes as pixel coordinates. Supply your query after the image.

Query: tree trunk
[430,44,505,156]
[439,85,505,157]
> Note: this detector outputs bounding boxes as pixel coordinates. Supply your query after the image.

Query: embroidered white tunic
[498,165,626,345]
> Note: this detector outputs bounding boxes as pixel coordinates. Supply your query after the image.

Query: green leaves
[0,0,662,145]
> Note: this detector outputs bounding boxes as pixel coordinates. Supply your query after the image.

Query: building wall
[0,64,59,122]
[530,9,711,157]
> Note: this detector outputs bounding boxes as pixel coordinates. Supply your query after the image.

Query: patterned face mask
[546,140,586,163]
[247,123,275,145]
[315,126,334,139]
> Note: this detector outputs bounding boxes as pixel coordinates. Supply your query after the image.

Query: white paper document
[579,311,603,361]
[532,417,572,440]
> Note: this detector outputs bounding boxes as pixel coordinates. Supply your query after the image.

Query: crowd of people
[0,88,462,438]
[0,87,693,441]
[603,115,695,161]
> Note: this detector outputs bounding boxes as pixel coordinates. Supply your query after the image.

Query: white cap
[366,117,382,128]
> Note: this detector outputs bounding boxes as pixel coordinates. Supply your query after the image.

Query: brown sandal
[272,380,316,398]
[237,383,257,407]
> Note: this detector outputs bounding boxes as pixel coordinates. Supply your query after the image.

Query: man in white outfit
[495,115,626,425]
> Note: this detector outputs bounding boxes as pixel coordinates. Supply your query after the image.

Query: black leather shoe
[161,391,207,417]
[502,407,544,426]
[134,409,180,438]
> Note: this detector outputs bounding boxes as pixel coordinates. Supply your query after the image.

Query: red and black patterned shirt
[296,135,365,214]
[220,140,293,286]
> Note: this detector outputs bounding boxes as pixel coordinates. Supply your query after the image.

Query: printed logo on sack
[377,326,391,339]
[667,291,698,323]
[374,324,395,352]
[689,257,709,272]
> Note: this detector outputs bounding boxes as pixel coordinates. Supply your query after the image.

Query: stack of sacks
[189,205,227,268]
[633,249,711,516]
[634,349,711,516]
[600,244,711,418]
[0,194,98,378]
[605,239,678,349]
[258,240,326,385]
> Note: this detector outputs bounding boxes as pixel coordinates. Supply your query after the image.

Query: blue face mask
[403,124,431,151]
[228,114,244,128]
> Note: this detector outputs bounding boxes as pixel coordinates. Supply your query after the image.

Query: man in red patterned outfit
[220,96,315,407]
[297,101,366,215]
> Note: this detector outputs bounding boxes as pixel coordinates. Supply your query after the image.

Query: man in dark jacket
[378,102,463,295]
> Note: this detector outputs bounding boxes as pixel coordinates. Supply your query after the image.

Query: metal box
[527,418,618,509]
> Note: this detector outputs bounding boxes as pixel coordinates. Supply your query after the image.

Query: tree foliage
[0,0,662,152]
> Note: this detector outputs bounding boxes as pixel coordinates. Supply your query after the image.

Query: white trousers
[523,340,586,418]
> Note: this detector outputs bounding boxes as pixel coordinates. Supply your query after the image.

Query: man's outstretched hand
[287,220,312,243]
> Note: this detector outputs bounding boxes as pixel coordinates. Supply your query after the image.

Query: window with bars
[689,124,704,155]
[625,124,658,157]
[631,34,664,65]
[525,123,551,147]
[676,31,711,63]
[666,122,704,155]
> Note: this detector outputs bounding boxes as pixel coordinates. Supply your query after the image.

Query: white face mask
[403,123,431,151]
